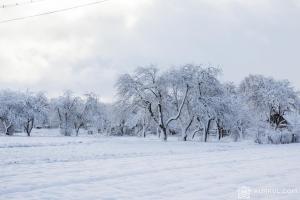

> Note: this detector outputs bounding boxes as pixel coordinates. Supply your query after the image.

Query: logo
[237,186,251,199]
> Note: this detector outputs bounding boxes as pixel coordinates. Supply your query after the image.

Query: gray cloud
[0,0,300,102]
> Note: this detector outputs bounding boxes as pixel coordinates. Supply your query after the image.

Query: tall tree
[116,66,189,141]
[240,75,300,129]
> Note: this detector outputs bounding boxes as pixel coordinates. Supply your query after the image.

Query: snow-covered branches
[51,92,109,136]
[240,75,300,129]
[1,65,299,144]
[116,65,244,141]
[0,90,24,135]
[21,92,48,136]
[0,91,49,136]
[116,65,300,143]
[116,65,193,141]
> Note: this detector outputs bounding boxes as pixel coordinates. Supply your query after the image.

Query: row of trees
[51,92,109,136]
[1,64,299,143]
[116,65,245,141]
[0,91,109,136]
[116,65,300,142]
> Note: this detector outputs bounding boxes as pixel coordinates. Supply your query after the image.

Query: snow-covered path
[0,136,299,200]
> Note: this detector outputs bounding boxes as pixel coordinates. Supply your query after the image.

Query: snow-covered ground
[0,130,300,200]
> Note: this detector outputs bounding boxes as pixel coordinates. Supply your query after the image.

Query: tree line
[1,64,300,143]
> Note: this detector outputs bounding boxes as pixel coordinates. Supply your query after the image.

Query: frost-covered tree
[179,65,225,142]
[112,99,153,137]
[116,66,189,141]
[110,103,137,136]
[91,102,110,134]
[0,90,24,135]
[74,93,109,135]
[51,92,110,136]
[21,92,48,136]
[72,97,88,136]
[215,83,252,141]
[240,75,300,129]
[164,66,195,141]
[54,91,79,136]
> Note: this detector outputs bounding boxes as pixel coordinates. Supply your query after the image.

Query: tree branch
[166,84,190,127]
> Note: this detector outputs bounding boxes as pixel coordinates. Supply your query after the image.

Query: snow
[1,130,300,200]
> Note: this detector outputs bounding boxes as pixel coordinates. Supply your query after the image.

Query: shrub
[255,128,299,144]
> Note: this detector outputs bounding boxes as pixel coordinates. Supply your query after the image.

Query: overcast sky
[0,0,300,102]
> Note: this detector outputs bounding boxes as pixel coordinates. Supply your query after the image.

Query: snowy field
[0,131,300,200]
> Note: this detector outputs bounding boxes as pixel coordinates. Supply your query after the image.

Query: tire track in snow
[1,152,298,196]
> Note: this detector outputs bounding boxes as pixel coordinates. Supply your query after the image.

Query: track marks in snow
[0,137,300,200]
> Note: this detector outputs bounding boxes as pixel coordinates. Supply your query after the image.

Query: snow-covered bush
[255,128,299,144]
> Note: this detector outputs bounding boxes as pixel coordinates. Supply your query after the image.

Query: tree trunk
[142,118,146,138]
[74,122,84,136]
[25,118,34,137]
[216,120,223,140]
[160,126,167,141]
[5,126,10,136]
[75,125,80,136]
[142,126,146,138]
[2,121,12,136]
[204,119,213,142]
[181,116,194,141]
[157,127,161,138]
[158,103,167,141]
